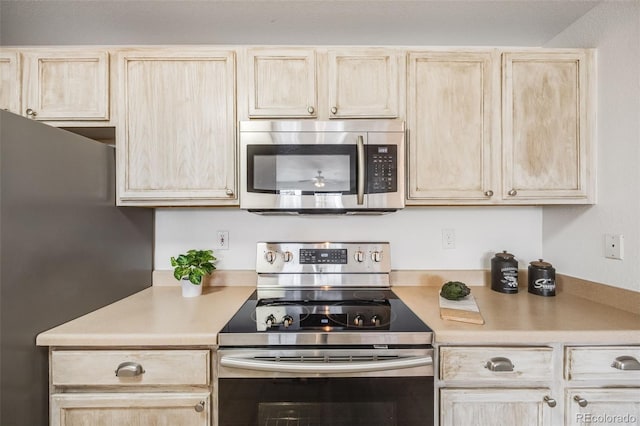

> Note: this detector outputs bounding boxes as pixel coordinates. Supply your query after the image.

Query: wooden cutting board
[439,294,485,325]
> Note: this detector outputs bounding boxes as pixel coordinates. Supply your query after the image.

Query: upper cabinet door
[0,50,21,114]
[21,49,110,121]
[502,50,595,203]
[407,51,495,204]
[117,49,237,206]
[248,48,317,118]
[327,49,400,118]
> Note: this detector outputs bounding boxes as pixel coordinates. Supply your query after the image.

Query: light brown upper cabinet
[245,47,402,119]
[502,50,595,203]
[247,48,317,118]
[327,49,400,118]
[407,48,595,205]
[20,49,110,123]
[0,50,21,114]
[116,48,237,206]
[406,51,496,204]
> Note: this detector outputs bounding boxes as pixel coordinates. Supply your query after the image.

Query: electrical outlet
[442,228,456,249]
[604,234,623,260]
[217,231,229,250]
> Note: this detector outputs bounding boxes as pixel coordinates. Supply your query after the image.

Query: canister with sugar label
[528,259,556,297]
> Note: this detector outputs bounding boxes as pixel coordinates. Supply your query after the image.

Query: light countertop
[37,284,640,347]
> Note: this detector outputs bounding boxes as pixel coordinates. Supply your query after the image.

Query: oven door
[217,348,434,426]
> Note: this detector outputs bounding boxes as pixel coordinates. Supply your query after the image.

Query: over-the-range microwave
[239,120,405,214]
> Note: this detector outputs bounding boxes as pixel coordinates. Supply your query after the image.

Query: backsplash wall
[155,206,542,271]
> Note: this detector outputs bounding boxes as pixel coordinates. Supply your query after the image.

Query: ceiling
[1,0,602,46]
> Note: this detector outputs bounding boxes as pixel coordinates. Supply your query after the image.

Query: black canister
[491,251,519,293]
[528,259,556,296]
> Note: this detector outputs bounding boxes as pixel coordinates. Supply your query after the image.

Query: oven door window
[218,377,433,426]
[247,145,357,195]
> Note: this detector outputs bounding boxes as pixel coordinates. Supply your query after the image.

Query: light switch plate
[604,234,623,260]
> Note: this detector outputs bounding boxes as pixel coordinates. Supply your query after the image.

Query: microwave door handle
[357,135,365,205]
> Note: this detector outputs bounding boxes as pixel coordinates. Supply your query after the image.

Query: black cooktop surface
[219,289,433,335]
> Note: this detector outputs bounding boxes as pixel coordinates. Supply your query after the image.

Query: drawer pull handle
[543,396,557,407]
[115,361,145,377]
[574,395,588,407]
[484,357,514,372]
[611,355,640,370]
[195,401,206,413]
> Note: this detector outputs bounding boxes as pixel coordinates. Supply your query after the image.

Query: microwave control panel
[366,145,397,193]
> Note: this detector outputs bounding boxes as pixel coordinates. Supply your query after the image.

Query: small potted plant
[171,249,217,298]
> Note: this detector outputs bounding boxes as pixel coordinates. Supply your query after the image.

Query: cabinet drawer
[566,346,640,381]
[51,350,210,386]
[440,346,553,382]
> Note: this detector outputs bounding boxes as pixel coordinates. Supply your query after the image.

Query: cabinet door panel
[118,50,236,205]
[502,51,594,202]
[248,49,316,117]
[0,50,20,113]
[51,392,210,426]
[328,50,399,118]
[22,50,109,120]
[407,52,494,203]
[441,388,554,426]
[566,389,640,426]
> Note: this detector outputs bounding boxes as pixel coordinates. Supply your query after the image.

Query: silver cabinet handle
[574,395,588,407]
[543,396,557,407]
[484,190,494,197]
[611,355,640,370]
[508,189,518,196]
[356,135,365,205]
[194,401,206,413]
[307,106,315,114]
[25,108,37,117]
[115,361,145,377]
[225,189,234,196]
[331,106,338,114]
[484,357,515,372]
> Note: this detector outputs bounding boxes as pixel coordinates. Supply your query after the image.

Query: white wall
[543,1,640,291]
[155,207,542,271]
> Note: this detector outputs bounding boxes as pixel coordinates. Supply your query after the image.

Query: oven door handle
[220,355,432,374]
[356,135,365,205]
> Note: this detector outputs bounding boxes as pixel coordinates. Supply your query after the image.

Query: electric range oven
[217,242,434,426]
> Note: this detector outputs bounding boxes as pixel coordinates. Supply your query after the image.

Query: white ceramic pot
[181,278,203,298]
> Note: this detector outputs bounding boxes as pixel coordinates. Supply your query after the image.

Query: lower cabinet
[51,392,210,426]
[565,389,640,426]
[438,345,640,426]
[565,346,640,426]
[440,388,554,426]
[438,346,557,425]
[49,349,212,426]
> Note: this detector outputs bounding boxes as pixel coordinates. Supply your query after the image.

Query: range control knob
[264,251,277,264]
[265,314,277,328]
[371,315,382,327]
[354,250,365,263]
[371,251,382,262]
[353,314,365,327]
[283,251,293,262]
[282,315,294,328]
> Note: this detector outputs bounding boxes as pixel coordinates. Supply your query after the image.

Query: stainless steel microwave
[239,120,405,214]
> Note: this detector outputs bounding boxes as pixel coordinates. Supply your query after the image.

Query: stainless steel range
[217,242,434,426]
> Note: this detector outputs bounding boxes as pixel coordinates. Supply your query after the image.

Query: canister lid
[530,259,553,268]
[495,250,515,259]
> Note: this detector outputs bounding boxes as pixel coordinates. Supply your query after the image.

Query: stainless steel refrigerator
[0,111,154,425]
